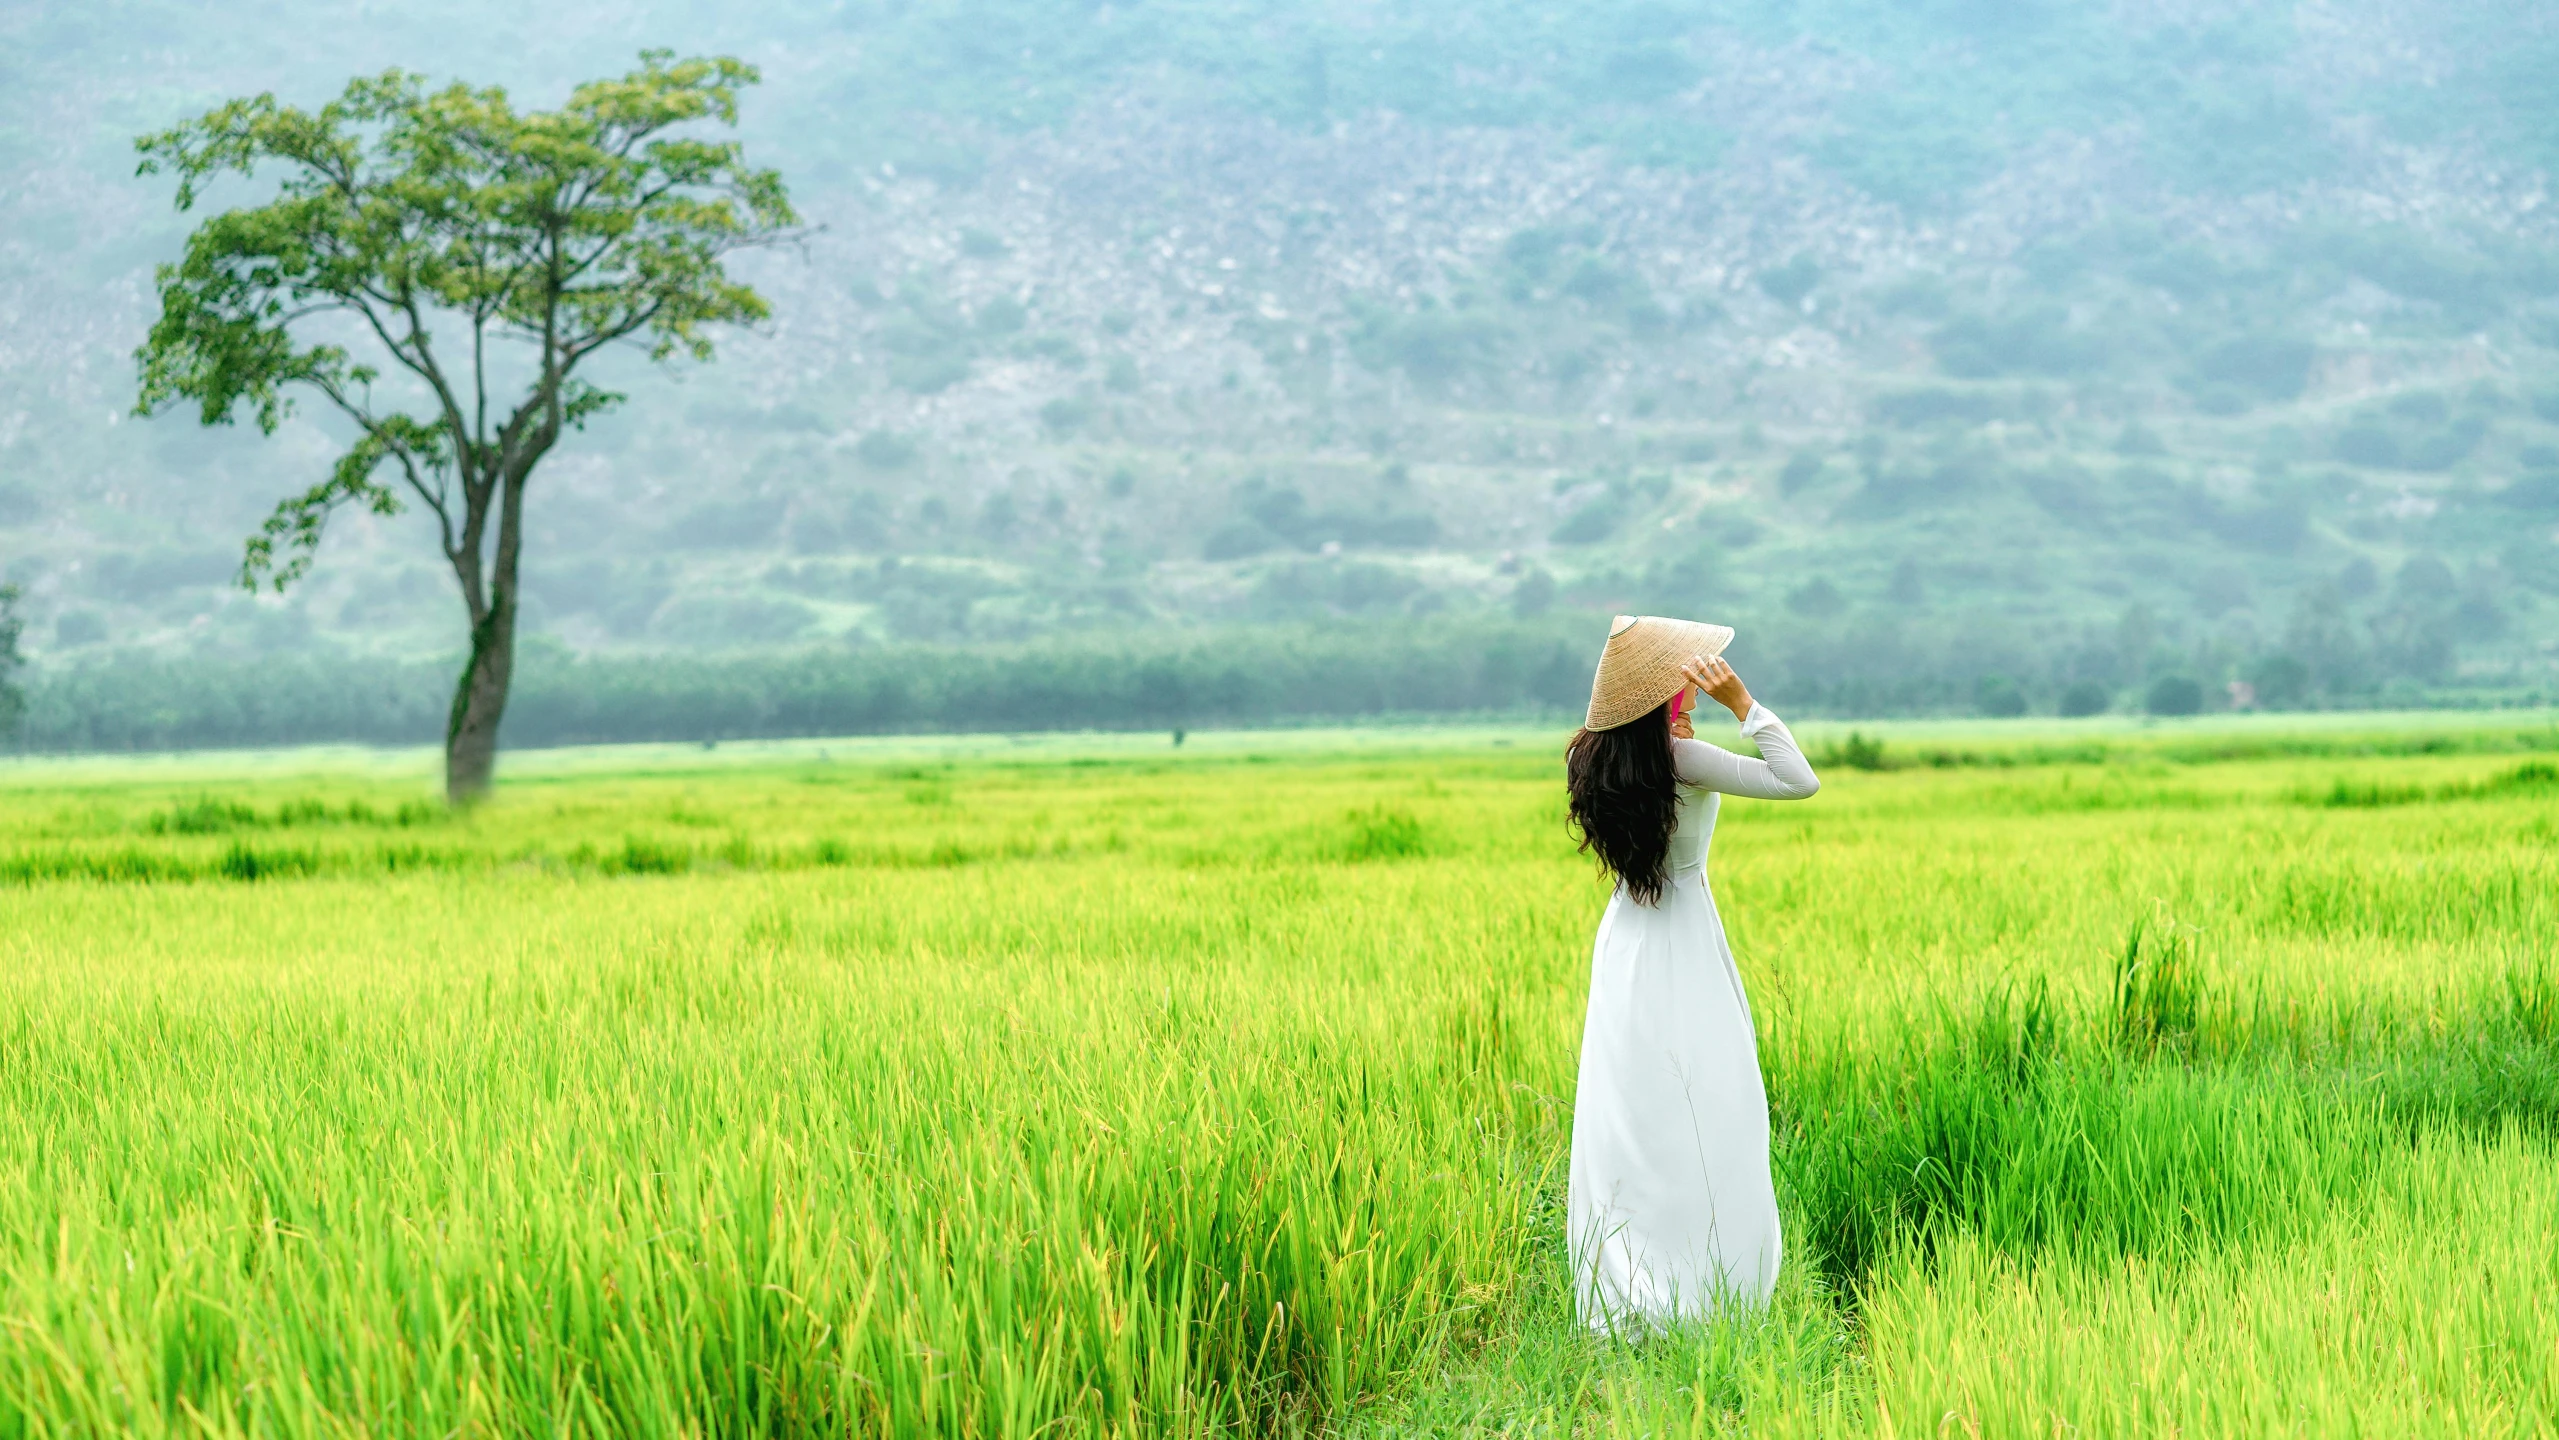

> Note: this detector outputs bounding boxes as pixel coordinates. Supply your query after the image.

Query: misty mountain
[4,0,2558,726]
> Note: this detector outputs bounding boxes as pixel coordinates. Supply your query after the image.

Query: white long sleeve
[1671,703,1821,799]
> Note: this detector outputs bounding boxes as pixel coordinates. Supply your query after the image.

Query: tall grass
[0,872,1564,1434]
[0,732,2554,1435]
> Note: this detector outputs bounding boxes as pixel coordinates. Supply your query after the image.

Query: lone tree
[135,53,795,801]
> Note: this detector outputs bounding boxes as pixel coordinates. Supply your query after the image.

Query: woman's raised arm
[1669,655,1821,800]
[1673,713,1820,799]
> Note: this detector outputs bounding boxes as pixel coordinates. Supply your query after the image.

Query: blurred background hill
[5,0,2558,746]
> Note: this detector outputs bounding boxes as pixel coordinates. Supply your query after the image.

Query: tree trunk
[445,456,535,805]
[444,593,516,804]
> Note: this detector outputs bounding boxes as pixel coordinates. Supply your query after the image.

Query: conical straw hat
[1583,614,1736,731]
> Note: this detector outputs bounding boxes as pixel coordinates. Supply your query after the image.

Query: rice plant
[0,719,2554,1436]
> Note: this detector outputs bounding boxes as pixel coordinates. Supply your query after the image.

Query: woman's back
[1665,787,1717,876]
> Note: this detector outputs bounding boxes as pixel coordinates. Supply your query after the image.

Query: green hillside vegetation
[3,1,2558,745]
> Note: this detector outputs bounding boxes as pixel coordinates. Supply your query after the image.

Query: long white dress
[1568,702,1821,1330]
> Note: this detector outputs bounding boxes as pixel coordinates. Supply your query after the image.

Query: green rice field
[3,713,2557,1437]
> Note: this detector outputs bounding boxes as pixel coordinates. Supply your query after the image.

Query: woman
[1564,614,1821,1330]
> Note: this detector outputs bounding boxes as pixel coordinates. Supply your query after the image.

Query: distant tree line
[1728,568,2535,721]
[0,584,24,739]
[8,599,2545,757]
[7,619,1600,753]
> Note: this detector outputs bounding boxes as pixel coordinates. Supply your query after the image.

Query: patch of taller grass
[1775,931,2559,1293]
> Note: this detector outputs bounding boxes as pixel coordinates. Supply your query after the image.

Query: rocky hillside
[5,0,2558,718]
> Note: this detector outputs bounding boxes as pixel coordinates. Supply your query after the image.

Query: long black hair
[1565,700,1679,905]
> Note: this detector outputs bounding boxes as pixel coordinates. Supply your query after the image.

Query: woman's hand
[1682,655,1754,722]
[1669,701,1695,740]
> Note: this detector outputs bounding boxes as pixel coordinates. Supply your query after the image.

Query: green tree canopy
[134,51,795,799]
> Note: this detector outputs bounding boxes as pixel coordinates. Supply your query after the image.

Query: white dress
[1568,702,1821,1329]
